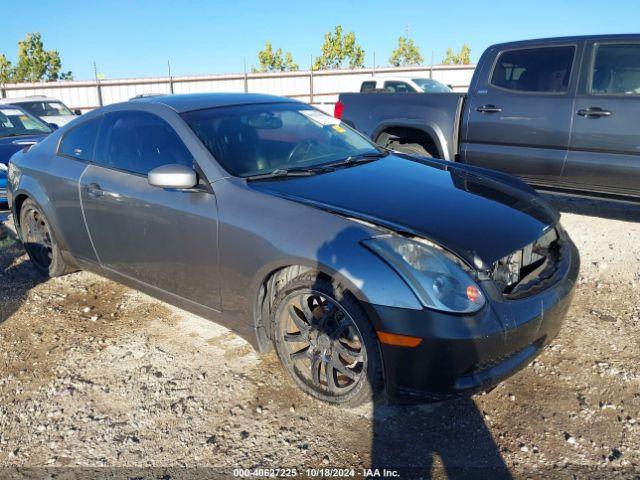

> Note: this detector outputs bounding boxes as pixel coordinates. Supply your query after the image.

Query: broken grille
[491,227,561,298]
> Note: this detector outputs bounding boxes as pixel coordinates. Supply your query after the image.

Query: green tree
[442,43,471,65]
[253,41,298,72]
[313,25,365,70]
[0,54,13,84]
[389,34,424,67]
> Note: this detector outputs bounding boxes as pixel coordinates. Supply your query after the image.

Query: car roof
[491,33,640,50]
[0,95,61,104]
[130,92,300,113]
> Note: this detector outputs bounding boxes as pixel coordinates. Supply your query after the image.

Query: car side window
[590,43,640,95]
[491,46,575,93]
[384,81,413,93]
[360,81,377,92]
[95,110,193,175]
[58,117,102,161]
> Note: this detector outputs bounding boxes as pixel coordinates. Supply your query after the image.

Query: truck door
[563,41,640,197]
[461,43,580,187]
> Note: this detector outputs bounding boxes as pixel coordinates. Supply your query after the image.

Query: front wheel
[272,273,383,407]
[19,199,74,278]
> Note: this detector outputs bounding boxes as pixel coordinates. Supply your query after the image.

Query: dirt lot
[1,194,639,479]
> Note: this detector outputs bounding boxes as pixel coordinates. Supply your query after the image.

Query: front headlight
[362,235,485,313]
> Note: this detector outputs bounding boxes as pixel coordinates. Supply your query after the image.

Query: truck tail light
[333,100,344,119]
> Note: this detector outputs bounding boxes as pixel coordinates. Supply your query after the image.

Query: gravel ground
[1,194,639,479]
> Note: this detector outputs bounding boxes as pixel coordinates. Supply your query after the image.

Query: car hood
[249,155,559,267]
[0,134,48,165]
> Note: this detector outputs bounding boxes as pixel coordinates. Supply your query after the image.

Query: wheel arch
[251,260,379,353]
[373,122,450,160]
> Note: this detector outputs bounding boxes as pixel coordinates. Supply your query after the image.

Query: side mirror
[148,164,198,190]
[47,123,59,131]
[73,109,83,116]
[447,84,453,90]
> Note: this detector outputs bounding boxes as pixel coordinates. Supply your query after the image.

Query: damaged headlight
[362,235,485,313]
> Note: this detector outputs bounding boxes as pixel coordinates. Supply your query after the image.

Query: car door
[79,109,221,311]
[563,40,640,197]
[461,43,580,186]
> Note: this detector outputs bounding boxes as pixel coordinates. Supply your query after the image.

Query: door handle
[476,104,502,113]
[85,184,104,198]
[577,107,612,118]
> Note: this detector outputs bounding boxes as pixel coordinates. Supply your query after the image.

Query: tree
[313,25,365,70]
[389,34,424,67]
[0,54,12,85]
[0,32,72,83]
[253,41,298,73]
[442,43,471,65]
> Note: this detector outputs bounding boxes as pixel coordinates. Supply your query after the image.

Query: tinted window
[19,101,73,117]
[0,107,51,139]
[384,81,413,93]
[360,81,377,92]
[95,111,192,175]
[491,46,575,93]
[58,117,101,161]
[182,103,382,177]
[591,44,640,95]
[412,78,452,93]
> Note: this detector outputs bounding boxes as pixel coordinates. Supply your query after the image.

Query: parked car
[0,95,81,127]
[0,105,52,204]
[7,93,579,406]
[338,34,640,200]
[359,76,453,93]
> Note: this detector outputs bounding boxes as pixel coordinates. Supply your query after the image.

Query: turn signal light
[466,285,482,303]
[377,331,422,347]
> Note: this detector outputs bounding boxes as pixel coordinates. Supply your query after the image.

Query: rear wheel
[272,273,383,407]
[19,199,73,277]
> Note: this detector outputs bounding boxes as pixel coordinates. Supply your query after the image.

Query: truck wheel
[272,272,383,407]
[19,199,74,278]
[389,141,432,158]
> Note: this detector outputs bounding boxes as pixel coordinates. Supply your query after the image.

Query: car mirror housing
[73,109,83,116]
[47,123,59,131]
[148,164,198,190]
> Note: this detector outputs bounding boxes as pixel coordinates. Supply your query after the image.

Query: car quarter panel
[211,177,423,329]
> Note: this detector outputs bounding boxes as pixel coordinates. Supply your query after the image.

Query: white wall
[0,64,475,112]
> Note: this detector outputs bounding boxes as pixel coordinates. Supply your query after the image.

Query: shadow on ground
[540,192,640,222]
[0,220,46,325]
[370,398,511,479]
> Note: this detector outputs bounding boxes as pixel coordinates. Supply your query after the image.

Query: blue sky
[2,0,639,80]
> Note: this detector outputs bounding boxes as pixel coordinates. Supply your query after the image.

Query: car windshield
[19,100,74,117]
[182,103,384,177]
[412,78,452,93]
[0,107,52,138]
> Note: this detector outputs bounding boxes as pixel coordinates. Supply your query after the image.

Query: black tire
[19,198,74,278]
[389,141,433,158]
[272,272,383,407]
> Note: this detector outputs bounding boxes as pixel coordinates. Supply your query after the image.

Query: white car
[359,76,452,93]
[0,96,80,127]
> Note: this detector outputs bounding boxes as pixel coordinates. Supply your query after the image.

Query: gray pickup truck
[337,34,640,199]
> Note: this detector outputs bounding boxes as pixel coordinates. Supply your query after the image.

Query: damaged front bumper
[361,236,580,401]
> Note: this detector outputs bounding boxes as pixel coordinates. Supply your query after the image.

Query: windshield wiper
[322,151,388,169]
[245,167,327,181]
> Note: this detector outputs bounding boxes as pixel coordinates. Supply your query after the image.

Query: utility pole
[167,60,174,94]
[372,52,376,77]
[93,61,103,107]
[309,54,314,104]
[430,51,434,79]
[243,58,248,93]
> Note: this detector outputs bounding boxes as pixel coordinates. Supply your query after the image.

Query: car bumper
[362,238,580,401]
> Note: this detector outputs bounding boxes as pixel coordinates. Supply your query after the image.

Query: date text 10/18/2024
[233,468,400,477]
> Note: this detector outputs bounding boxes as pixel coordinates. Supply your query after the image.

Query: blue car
[0,105,53,203]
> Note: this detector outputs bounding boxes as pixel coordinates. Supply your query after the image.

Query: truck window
[384,81,413,93]
[590,44,640,95]
[360,81,377,92]
[491,46,575,93]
